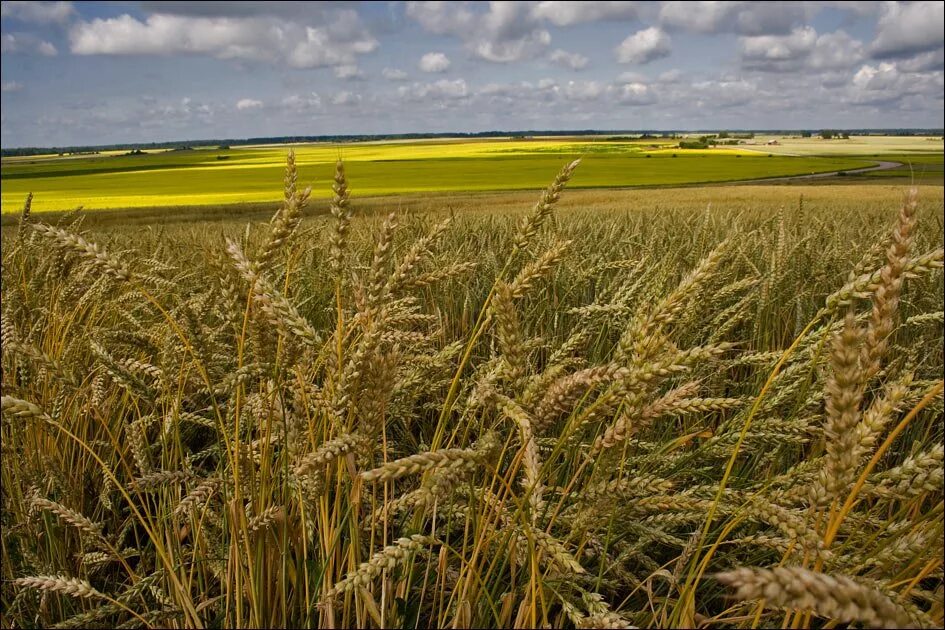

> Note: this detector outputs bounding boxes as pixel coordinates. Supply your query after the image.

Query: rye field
[1,149,943,628]
[3,135,942,214]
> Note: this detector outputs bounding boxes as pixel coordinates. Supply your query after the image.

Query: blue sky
[1,1,943,147]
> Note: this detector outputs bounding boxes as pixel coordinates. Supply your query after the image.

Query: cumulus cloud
[614,81,657,105]
[474,75,657,108]
[236,98,263,110]
[616,70,647,83]
[741,26,817,62]
[1,32,58,56]
[660,1,809,35]
[1,81,24,92]
[334,64,363,79]
[69,9,378,69]
[129,96,217,130]
[809,30,865,70]
[280,92,322,110]
[0,1,74,24]
[896,49,944,73]
[820,2,880,17]
[331,91,361,106]
[406,1,550,63]
[690,76,761,108]
[849,60,942,99]
[562,80,606,101]
[845,59,944,109]
[549,48,589,70]
[419,52,451,73]
[530,1,639,26]
[615,27,671,64]
[852,62,899,91]
[870,1,944,59]
[382,67,409,81]
[740,27,865,72]
[398,78,469,101]
[658,68,683,83]
[136,2,340,19]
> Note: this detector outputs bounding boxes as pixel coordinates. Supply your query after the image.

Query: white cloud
[616,70,647,83]
[334,64,363,79]
[660,1,733,33]
[37,40,57,56]
[820,2,880,17]
[871,1,944,58]
[847,59,943,110]
[236,98,263,110]
[615,27,671,64]
[478,81,517,96]
[660,1,809,36]
[474,75,659,109]
[615,81,656,105]
[658,68,683,83]
[331,91,361,106]
[740,27,865,72]
[419,52,451,73]
[809,30,865,70]
[690,76,761,108]
[0,1,74,23]
[382,67,408,81]
[398,79,468,101]
[853,62,898,90]
[1,32,58,56]
[847,61,926,106]
[475,29,551,63]
[741,26,816,62]
[549,48,589,70]
[562,80,606,101]
[530,1,639,26]
[287,12,378,68]
[281,92,322,110]
[69,10,377,69]
[1,81,24,92]
[406,1,550,63]
[896,49,944,73]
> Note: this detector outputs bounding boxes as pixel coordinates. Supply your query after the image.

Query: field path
[733,160,902,184]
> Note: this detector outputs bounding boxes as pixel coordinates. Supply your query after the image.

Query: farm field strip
[3,136,941,213]
[0,144,893,213]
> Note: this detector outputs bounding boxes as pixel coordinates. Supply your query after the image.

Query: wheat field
[1,154,943,629]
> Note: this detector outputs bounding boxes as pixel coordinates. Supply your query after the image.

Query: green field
[5,137,931,213]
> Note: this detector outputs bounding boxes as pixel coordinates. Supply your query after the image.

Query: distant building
[766,139,780,145]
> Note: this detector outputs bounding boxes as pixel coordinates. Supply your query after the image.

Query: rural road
[736,159,903,184]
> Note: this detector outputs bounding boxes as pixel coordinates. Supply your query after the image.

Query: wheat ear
[14,575,107,600]
[716,566,915,628]
[325,534,434,598]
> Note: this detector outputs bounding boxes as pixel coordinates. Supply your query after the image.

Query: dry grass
[1,154,943,628]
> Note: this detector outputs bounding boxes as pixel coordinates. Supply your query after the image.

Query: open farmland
[741,135,944,156]
[6,136,938,213]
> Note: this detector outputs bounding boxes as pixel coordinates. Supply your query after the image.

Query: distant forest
[3,128,942,158]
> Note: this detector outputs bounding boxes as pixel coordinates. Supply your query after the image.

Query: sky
[1,1,943,147]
